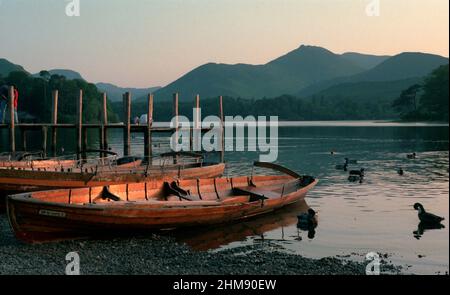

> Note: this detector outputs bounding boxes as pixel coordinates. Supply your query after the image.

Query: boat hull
[7,176,317,243]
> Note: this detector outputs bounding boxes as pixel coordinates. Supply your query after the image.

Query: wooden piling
[123,92,131,156]
[0,89,224,161]
[101,93,108,156]
[9,86,15,155]
[195,94,200,128]
[144,94,153,160]
[51,90,59,156]
[192,94,200,152]
[219,95,225,163]
[76,90,83,159]
[172,93,179,163]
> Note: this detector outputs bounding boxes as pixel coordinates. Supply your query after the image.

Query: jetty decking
[0,87,224,161]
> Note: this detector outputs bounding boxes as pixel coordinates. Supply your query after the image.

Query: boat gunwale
[7,178,318,212]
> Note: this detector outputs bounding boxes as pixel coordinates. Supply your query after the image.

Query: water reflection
[2,123,448,274]
[413,222,446,240]
[174,200,317,250]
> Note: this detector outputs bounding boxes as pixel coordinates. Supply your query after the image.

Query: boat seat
[232,186,280,201]
[98,186,122,202]
[164,181,201,201]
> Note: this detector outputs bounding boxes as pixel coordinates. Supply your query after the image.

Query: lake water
[1,121,448,274]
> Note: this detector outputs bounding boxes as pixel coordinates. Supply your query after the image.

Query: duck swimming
[407,152,417,159]
[413,203,445,224]
[348,168,365,182]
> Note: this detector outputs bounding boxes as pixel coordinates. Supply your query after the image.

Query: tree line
[0,71,118,123]
[392,64,449,122]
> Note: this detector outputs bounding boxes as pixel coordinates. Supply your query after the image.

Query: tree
[392,84,422,115]
[4,71,118,123]
[39,70,51,81]
[393,64,449,122]
[419,65,449,121]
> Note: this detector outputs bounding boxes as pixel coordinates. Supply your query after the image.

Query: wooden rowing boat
[0,150,139,170]
[6,162,317,243]
[0,151,224,213]
[0,151,222,192]
[0,151,73,169]
[0,161,224,193]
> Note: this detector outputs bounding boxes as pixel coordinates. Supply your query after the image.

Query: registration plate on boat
[38,209,67,218]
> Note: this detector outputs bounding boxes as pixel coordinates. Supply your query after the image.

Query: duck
[349,168,364,177]
[398,168,404,176]
[348,168,365,183]
[407,152,417,159]
[297,208,317,229]
[413,203,445,224]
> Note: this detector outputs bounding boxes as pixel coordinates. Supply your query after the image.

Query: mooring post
[8,86,15,155]
[144,94,153,161]
[172,93,179,164]
[101,93,108,157]
[51,90,59,156]
[123,92,131,156]
[192,94,200,152]
[219,95,225,163]
[42,126,48,156]
[76,89,83,160]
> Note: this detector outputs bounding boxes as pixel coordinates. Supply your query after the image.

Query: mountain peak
[298,44,331,52]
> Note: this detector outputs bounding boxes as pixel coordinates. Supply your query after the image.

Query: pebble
[0,215,402,275]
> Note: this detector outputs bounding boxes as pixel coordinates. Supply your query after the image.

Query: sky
[0,0,448,87]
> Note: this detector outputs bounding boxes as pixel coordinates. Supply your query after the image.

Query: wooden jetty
[0,86,225,161]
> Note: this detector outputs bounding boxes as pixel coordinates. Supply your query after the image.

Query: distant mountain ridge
[299,52,449,96]
[341,52,390,70]
[153,45,368,101]
[2,45,449,107]
[153,45,448,101]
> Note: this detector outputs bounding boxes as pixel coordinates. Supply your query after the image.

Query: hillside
[341,52,390,70]
[312,78,423,101]
[299,52,449,97]
[0,58,28,77]
[153,45,366,101]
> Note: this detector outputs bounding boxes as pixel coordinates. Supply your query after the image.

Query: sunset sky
[0,0,448,87]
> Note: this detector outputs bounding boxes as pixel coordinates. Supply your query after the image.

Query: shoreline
[0,215,402,275]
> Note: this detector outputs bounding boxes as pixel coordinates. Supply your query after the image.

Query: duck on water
[348,168,365,183]
[407,153,417,159]
[413,203,445,225]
